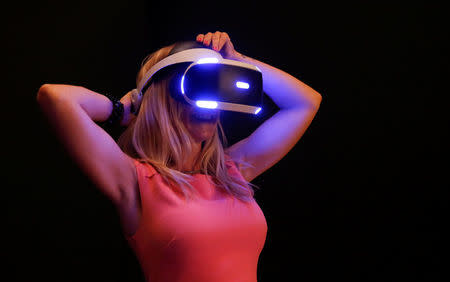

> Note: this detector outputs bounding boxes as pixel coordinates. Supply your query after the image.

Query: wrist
[119,98,133,127]
[231,51,247,62]
[119,90,136,127]
[101,93,124,127]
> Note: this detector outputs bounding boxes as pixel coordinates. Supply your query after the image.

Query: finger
[203,32,213,46]
[212,31,221,50]
[218,32,228,51]
[196,34,204,42]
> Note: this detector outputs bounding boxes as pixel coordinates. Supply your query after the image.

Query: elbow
[37,84,67,103]
[36,84,54,102]
[288,92,322,111]
[305,91,322,110]
[314,92,322,109]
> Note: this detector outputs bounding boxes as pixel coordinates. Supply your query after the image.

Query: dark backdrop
[5,1,448,281]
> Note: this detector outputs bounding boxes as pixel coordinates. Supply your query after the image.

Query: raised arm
[36,84,137,207]
[197,31,322,182]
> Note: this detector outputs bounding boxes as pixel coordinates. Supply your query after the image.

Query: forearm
[232,51,322,110]
[37,84,131,126]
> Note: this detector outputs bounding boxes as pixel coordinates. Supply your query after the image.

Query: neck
[181,140,203,172]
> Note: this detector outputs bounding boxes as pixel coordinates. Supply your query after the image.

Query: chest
[119,174,267,242]
[143,196,268,262]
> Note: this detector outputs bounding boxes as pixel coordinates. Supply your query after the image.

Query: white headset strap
[130,48,222,115]
[130,48,261,115]
[136,48,223,93]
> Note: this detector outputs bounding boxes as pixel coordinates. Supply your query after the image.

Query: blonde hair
[117,43,260,203]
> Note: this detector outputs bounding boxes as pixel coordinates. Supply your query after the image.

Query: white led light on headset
[131,45,263,115]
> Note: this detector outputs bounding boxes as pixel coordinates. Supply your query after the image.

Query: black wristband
[101,93,124,127]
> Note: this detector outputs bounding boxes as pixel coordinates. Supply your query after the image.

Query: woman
[37,31,322,282]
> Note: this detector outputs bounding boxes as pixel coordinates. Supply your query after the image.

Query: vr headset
[130,41,263,116]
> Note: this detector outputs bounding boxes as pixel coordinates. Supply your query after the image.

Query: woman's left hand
[196,31,241,60]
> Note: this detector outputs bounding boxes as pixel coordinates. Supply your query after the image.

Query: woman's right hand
[119,89,137,127]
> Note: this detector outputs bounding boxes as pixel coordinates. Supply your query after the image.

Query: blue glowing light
[236,81,250,89]
[255,107,262,114]
[181,74,185,94]
[196,100,218,109]
[196,58,219,64]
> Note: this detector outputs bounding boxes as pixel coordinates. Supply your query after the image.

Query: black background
[4,1,448,281]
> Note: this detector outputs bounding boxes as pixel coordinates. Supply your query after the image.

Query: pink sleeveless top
[125,154,268,282]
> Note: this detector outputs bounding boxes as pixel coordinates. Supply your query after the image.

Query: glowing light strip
[196,57,219,64]
[196,100,218,109]
[236,81,249,89]
[181,74,185,94]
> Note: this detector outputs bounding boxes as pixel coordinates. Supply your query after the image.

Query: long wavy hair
[117,43,260,203]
